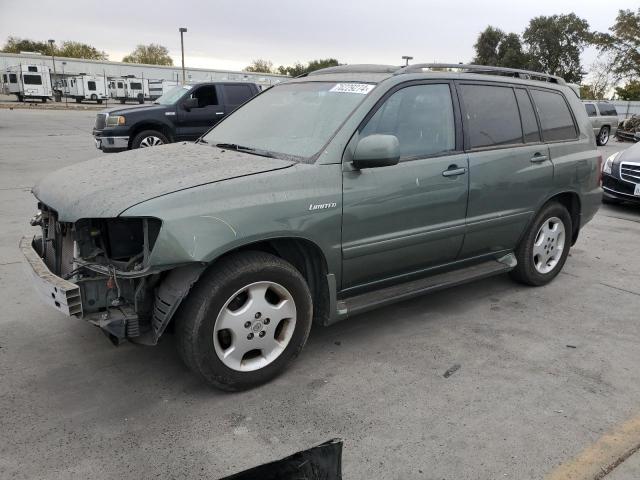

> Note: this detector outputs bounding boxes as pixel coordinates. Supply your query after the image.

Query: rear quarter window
[530,90,577,142]
[596,103,617,117]
[584,104,597,117]
[459,84,523,149]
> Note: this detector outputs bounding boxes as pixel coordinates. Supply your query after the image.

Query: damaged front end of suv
[21,206,182,344]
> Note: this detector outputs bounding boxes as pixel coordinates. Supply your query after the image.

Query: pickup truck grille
[620,163,640,184]
[94,113,107,130]
[40,208,75,277]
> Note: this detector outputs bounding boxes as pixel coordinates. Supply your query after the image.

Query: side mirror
[352,134,400,169]
[183,97,199,111]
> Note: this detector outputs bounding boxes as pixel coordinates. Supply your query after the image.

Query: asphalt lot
[0,108,639,479]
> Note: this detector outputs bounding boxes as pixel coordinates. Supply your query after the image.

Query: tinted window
[28,66,37,72]
[129,82,142,90]
[584,104,597,117]
[223,84,253,105]
[88,81,96,91]
[597,103,617,116]
[23,75,42,85]
[515,89,541,143]
[9,74,17,83]
[191,85,218,107]
[460,84,522,148]
[531,90,577,141]
[361,84,455,158]
[117,82,123,88]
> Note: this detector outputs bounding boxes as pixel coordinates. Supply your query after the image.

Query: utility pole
[48,39,58,100]
[179,27,187,84]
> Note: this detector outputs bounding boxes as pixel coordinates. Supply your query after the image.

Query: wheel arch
[540,191,582,245]
[128,121,174,148]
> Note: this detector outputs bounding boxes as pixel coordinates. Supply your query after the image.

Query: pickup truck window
[191,85,218,107]
[204,82,373,161]
[223,84,253,105]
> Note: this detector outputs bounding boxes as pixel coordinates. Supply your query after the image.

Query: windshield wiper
[215,143,279,159]
[196,138,208,144]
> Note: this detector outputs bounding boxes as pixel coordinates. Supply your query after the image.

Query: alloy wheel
[213,281,297,372]
[139,136,164,148]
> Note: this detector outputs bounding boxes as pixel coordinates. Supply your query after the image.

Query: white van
[66,75,108,104]
[3,65,52,102]
[108,77,150,104]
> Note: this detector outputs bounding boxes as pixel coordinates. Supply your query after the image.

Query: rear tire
[131,130,169,149]
[596,126,610,146]
[510,202,572,286]
[175,251,313,391]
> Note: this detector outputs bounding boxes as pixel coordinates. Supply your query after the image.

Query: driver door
[176,85,226,141]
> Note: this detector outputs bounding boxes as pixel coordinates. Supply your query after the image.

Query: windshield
[203,81,375,161]
[154,85,192,105]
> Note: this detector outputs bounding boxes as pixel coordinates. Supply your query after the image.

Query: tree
[277,58,339,77]
[595,9,640,81]
[122,44,173,65]
[57,41,107,60]
[580,57,617,99]
[473,28,528,69]
[523,14,592,83]
[244,59,274,73]
[1,36,108,60]
[615,81,640,100]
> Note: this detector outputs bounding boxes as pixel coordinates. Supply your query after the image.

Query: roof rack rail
[306,64,400,76]
[395,63,566,85]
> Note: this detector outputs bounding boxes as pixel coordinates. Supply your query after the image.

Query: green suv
[21,64,602,390]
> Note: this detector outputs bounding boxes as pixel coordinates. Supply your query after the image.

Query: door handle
[215,112,224,115]
[530,153,548,163]
[442,166,467,177]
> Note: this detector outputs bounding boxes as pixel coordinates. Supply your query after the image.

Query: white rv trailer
[65,74,108,103]
[108,76,150,104]
[149,79,179,100]
[3,65,52,102]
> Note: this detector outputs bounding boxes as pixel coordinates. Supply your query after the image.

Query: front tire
[175,251,313,391]
[510,202,572,286]
[131,130,169,149]
[596,126,610,146]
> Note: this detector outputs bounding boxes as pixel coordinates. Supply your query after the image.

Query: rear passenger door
[457,83,553,258]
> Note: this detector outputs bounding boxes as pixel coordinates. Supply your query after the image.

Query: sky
[0,0,636,73]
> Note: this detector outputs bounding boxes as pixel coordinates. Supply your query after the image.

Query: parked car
[583,101,618,146]
[92,82,260,152]
[601,141,640,204]
[22,64,602,390]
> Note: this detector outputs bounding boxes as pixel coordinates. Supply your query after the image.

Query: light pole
[402,55,413,67]
[179,27,187,84]
[48,39,58,99]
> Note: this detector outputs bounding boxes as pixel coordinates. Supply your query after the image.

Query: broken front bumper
[19,236,83,317]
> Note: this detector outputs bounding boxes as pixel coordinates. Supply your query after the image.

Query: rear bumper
[19,236,82,317]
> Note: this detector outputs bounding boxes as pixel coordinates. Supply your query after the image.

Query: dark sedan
[602,142,640,204]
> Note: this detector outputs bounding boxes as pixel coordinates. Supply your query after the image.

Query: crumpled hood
[33,142,294,221]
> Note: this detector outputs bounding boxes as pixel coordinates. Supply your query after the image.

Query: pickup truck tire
[510,202,572,286]
[175,251,313,391]
[131,130,169,149]
[596,126,610,146]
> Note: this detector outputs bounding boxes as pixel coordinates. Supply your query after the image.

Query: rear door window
[596,103,617,116]
[222,84,253,105]
[23,75,42,85]
[361,83,456,158]
[459,84,523,148]
[584,104,597,117]
[515,89,541,143]
[530,90,577,142]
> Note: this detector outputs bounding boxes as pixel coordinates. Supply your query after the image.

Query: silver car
[583,101,618,146]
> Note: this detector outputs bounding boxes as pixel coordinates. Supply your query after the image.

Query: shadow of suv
[23,64,602,390]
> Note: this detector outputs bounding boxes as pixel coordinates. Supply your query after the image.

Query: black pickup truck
[92,82,260,152]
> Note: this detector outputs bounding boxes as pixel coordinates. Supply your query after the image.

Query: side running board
[336,254,516,320]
